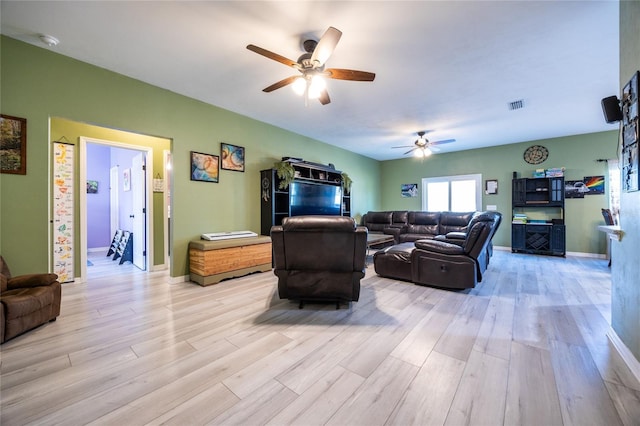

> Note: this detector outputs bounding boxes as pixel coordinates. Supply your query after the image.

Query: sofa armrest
[414,239,465,255]
[445,231,467,240]
[270,226,286,270]
[7,273,59,290]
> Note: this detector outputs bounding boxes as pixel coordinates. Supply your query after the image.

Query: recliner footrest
[373,242,415,282]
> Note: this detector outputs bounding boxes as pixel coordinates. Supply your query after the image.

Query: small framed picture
[401,183,418,197]
[221,143,245,172]
[485,179,498,195]
[123,168,131,191]
[191,151,219,183]
[0,114,27,175]
[87,180,99,193]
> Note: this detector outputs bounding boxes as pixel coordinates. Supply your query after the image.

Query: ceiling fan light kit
[247,26,375,106]
[393,130,456,158]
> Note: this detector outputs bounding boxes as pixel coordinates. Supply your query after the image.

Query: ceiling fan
[246,26,375,105]
[393,131,456,157]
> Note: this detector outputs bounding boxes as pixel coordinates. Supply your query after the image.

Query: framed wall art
[485,179,498,195]
[401,183,418,197]
[221,142,245,172]
[87,180,99,193]
[123,168,131,191]
[191,151,219,183]
[0,114,27,174]
[583,175,605,194]
[621,70,639,192]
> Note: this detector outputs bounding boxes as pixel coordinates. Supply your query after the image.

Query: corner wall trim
[607,327,640,384]
[169,275,189,284]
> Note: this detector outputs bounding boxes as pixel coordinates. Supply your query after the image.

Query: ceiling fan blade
[430,138,456,146]
[247,44,298,68]
[403,148,417,155]
[263,76,299,92]
[310,26,342,67]
[325,68,376,81]
[392,145,414,149]
[318,89,331,105]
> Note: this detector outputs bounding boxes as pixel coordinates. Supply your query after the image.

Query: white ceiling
[1,1,620,161]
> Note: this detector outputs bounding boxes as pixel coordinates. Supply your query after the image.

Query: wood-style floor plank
[1,250,638,425]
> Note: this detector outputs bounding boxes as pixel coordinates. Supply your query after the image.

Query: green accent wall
[0,36,380,277]
[612,0,640,363]
[380,131,618,254]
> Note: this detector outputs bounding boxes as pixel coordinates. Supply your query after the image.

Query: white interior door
[110,166,119,239]
[131,153,146,270]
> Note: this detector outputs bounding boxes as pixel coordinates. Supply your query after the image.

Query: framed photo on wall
[221,142,245,172]
[123,168,131,191]
[191,151,219,183]
[401,183,418,197]
[0,114,27,174]
[87,180,99,193]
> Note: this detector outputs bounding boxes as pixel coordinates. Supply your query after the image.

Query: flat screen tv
[290,181,342,216]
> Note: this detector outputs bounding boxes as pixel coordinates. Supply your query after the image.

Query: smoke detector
[39,34,59,47]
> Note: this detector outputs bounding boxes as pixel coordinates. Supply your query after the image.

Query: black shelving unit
[511,177,565,256]
[260,161,350,236]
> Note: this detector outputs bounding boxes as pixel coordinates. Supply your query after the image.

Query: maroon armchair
[0,256,61,343]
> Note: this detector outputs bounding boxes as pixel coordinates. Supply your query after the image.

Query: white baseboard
[566,251,606,259]
[169,275,190,284]
[88,246,109,253]
[607,328,640,384]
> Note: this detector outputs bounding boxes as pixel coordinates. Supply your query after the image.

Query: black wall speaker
[602,96,623,123]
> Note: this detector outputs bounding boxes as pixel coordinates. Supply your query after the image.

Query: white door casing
[79,136,154,282]
[110,165,119,239]
[131,152,146,270]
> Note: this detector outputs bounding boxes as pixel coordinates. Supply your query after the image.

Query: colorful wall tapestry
[53,142,74,282]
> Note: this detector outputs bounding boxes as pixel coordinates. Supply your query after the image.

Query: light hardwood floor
[1,250,639,425]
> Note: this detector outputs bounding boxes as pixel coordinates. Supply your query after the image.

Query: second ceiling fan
[393,131,456,157]
[247,26,375,105]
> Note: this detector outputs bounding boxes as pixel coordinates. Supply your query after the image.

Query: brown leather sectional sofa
[368,211,502,289]
[361,210,476,243]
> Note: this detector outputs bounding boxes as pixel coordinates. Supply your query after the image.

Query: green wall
[612,0,640,363]
[0,36,380,277]
[380,131,618,254]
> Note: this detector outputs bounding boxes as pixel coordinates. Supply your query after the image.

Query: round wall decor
[523,145,549,165]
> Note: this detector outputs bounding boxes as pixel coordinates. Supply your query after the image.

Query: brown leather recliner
[411,215,497,289]
[271,215,367,308]
[0,256,61,343]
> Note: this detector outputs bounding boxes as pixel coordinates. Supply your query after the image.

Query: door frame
[79,136,155,281]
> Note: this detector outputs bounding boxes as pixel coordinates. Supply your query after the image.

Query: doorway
[79,137,154,281]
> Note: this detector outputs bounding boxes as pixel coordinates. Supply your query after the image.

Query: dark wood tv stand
[260,160,351,236]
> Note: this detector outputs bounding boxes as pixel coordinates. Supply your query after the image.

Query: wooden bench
[188,236,272,286]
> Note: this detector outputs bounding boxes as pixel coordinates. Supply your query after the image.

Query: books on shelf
[532,167,565,178]
[545,167,565,177]
[512,213,527,224]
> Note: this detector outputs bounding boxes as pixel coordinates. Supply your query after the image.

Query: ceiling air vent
[509,99,525,110]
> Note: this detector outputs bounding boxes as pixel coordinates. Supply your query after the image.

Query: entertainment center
[260,160,350,236]
[511,177,566,256]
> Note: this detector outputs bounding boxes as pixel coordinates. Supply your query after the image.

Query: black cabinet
[260,162,350,236]
[512,176,564,206]
[511,177,565,256]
